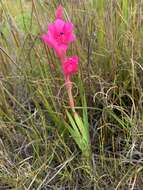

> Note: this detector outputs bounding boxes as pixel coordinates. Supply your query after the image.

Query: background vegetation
[0,0,143,189]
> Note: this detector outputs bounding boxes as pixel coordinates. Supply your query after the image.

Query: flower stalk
[65,75,75,112]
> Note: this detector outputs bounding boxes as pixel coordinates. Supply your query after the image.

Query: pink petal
[62,56,78,75]
[63,22,75,43]
[72,56,78,63]
[48,23,55,34]
[64,22,74,33]
[67,34,76,42]
[55,4,63,19]
[54,19,65,33]
[55,44,68,58]
[41,34,56,48]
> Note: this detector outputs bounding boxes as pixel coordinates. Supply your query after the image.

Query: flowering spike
[55,4,63,19]
[41,5,92,163]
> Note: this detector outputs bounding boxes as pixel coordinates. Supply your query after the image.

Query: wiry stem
[65,74,76,114]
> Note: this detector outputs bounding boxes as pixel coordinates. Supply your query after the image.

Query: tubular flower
[42,19,75,58]
[62,56,78,76]
[55,4,63,19]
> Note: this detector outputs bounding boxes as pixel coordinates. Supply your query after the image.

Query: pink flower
[56,4,63,19]
[62,56,78,75]
[42,19,75,58]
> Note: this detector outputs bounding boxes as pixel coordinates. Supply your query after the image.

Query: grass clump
[0,0,143,189]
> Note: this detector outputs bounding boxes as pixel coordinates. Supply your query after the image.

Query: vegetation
[0,0,143,189]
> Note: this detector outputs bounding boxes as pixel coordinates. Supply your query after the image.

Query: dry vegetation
[0,0,143,189]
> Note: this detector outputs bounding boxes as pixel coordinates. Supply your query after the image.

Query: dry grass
[0,0,143,189]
